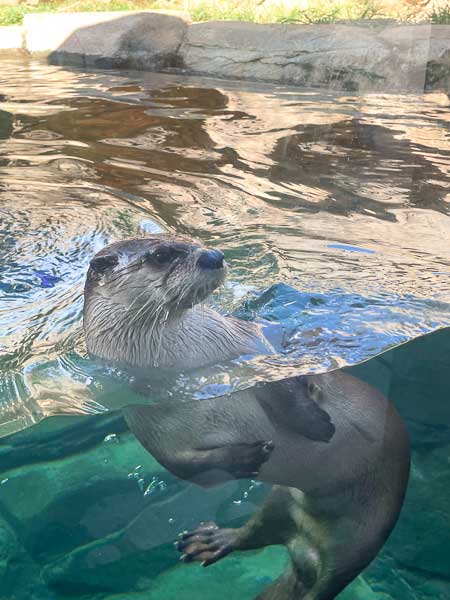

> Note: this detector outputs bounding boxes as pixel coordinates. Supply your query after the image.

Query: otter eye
[90,253,118,273]
[153,249,173,265]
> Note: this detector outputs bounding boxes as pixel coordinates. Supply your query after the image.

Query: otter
[83,234,411,600]
[83,234,271,369]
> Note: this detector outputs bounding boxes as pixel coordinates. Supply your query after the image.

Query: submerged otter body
[83,234,411,600]
[126,372,409,600]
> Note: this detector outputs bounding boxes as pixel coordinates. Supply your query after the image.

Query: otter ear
[89,253,119,273]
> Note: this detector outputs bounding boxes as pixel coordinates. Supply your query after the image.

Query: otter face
[85,235,227,317]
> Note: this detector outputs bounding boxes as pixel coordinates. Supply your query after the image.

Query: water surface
[2,58,450,433]
[1,57,450,600]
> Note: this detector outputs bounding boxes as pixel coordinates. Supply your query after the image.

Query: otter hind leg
[256,540,322,600]
[177,487,324,600]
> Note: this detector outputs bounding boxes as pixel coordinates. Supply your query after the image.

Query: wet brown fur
[83,234,411,600]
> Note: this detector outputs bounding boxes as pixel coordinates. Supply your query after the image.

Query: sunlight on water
[2,59,450,431]
[1,57,450,600]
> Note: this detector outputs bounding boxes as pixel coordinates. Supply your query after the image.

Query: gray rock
[17,13,450,91]
[25,12,187,70]
[180,21,450,92]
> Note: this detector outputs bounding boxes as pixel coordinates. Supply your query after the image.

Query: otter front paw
[225,440,274,479]
[176,522,238,567]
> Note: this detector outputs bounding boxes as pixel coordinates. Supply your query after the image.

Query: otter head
[84,235,227,319]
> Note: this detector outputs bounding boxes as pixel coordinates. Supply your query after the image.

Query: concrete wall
[1,12,450,92]
[0,25,23,52]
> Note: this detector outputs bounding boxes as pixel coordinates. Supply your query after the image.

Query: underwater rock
[337,576,382,599]
[0,515,50,600]
[386,443,450,580]
[0,423,167,564]
[0,412,270,597]
[121,548,289,600]
[388,329,450,428]
[349,327,450,429]
[0,412,127,472]
[42,474,264,593]
[355,422,450,598]
[0,518,20,583]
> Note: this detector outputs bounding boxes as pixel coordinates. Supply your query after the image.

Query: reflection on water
[0,58,450,600]
[2,59,450,432]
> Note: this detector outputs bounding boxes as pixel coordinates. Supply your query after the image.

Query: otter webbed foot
[176,522,239,567]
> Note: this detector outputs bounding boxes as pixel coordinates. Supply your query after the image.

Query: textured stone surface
[2,14,450,90]
[180,21,450,92]
[25,12,187,69]
[0,413,279,598]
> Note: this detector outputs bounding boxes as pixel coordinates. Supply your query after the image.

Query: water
[0,57,450,599]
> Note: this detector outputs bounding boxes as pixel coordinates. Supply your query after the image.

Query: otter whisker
[147,303,169,365]
[131,280,167,324]
[126,285,154,315]
[174,280,193,312]
[154,307,169,364]
[128,292,157,328]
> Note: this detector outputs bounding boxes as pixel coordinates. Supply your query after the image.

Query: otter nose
[197,249,224,270]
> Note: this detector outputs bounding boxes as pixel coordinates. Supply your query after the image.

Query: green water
[1,57,450,599]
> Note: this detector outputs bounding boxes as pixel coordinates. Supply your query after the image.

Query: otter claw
[176,522,237,567]
[262,441,274,453]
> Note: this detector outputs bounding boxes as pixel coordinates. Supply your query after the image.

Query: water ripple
[1,59,450,434]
